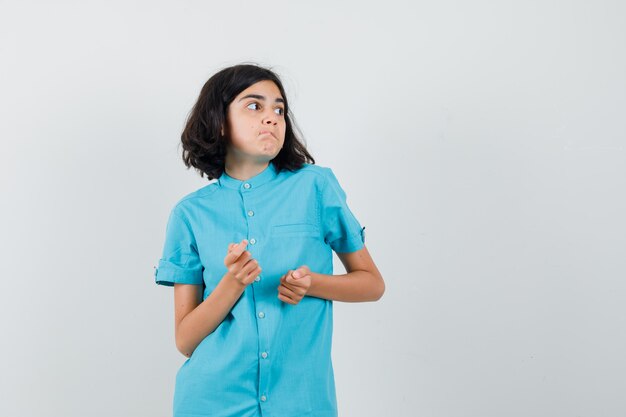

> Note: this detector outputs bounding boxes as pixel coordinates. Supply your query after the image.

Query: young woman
[155,63,385,417]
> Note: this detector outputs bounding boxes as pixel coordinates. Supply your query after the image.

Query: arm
[306,245,385,302]
[174,240,260,358]
[174,277,245,358]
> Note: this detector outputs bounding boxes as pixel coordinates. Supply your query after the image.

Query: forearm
[307,270,385,302]
[176,275,246,357]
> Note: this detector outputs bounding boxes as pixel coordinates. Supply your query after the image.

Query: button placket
[241,185,258,269]
[241,180,271,406]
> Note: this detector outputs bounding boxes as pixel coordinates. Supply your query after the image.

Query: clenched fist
[277,265,312,305]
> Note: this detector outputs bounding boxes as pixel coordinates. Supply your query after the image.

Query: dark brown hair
[181,63,315,180]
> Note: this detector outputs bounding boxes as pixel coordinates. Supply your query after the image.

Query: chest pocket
[271,223,319,238]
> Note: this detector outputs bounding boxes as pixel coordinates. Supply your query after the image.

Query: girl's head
[181,64,314,180]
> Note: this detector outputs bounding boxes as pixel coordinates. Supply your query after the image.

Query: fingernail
[293,270,301,278]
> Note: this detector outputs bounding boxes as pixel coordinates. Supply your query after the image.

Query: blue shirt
[154,162,365,417]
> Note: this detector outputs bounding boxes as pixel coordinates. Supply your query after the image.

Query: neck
[224,158,271,181]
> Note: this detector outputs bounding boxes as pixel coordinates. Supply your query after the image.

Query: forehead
[235,80,283,100]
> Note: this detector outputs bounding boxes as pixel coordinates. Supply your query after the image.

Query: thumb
[292,266,310,279]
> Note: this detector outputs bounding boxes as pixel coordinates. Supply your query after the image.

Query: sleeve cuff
[329,227,366,253]
[154,259,204,287]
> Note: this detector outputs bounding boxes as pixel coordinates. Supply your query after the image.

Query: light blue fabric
[155,162,365,417]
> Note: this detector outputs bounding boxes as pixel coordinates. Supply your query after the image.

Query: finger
[280,277,298,290]
[226,251,251,275]
[233,239,247,252]
[225,240,249,264]
[285,273,297,285]
[284,282,307,297]
[283,280,308,296]
[235,239,248,253]
[231,256,259,284]
[240,258,260,278]
[233,251,253,269]
[278,283,299,300]
[278,292,297,305]
[242,265,262,285]
[280,270,292,282]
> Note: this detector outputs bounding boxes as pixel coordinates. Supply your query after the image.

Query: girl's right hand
[223,239,262,287]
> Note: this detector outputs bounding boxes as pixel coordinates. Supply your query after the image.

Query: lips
[259,131,275,138]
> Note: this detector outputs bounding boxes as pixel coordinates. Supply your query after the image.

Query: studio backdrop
[1,1,625,416]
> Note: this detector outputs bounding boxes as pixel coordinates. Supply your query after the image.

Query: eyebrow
[238,94,285,104]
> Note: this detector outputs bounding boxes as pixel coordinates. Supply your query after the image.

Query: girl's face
[224,80,287,164]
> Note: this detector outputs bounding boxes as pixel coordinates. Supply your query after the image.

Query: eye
[247,102,260,110]
[274,107,284,116]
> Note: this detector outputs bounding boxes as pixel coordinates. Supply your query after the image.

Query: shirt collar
[218,161,278,191]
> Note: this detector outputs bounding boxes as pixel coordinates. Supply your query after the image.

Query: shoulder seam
[297,164,330,180]
[174,182,220,207]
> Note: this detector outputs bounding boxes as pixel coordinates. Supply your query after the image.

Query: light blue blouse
[155,162,365,417]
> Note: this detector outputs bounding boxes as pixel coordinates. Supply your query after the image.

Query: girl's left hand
[277,265,312,305]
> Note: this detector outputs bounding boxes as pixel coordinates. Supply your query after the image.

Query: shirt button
[247,210,254,217]
[261,352,268,359]
[258,312,265,319]
[249,238,256,245]
[254,275,261,282]
[260,395,267,402]
[243,183,251,189]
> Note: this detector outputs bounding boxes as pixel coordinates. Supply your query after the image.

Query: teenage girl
[155,63,385,417]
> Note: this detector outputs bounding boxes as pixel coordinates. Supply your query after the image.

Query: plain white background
[2,1,625,416]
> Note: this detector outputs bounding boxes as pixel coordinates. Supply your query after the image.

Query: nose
[263,109,278,125]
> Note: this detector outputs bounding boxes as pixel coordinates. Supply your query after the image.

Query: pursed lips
[259,131,276,139]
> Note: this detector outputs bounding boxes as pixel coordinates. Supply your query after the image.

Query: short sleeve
[320,168,366,253]
[154,208,204,287]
